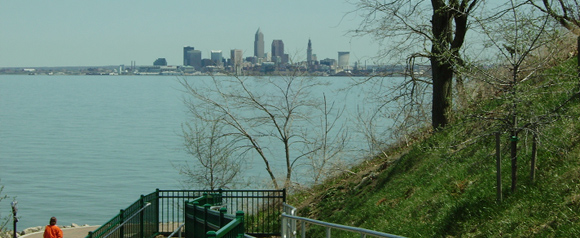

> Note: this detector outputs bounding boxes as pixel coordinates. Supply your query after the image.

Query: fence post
[87,231,93,238]
[206,231,217,238]
[301,220,305,238]
[140,195,145,238]
[531,133,537,182]
[281,214,287,238]
[496,132,502,202]
[192,201,199,237]
[119,209,125,238]
[219,207,227,228]
[155,189,160,235]
[236,211,245,237]
[204,204,211,236]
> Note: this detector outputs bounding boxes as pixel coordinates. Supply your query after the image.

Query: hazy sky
[0,0,380,67]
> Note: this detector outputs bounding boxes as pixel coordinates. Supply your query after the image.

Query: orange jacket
[44,225,63,238]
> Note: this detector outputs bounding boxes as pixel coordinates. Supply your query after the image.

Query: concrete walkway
[19,226,100,238]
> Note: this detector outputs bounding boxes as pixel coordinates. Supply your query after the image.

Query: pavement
[19,226,100,238]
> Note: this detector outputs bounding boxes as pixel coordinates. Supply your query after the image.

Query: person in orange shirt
[43,217,63,238]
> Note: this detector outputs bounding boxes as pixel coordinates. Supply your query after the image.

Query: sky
[0,0,380,67]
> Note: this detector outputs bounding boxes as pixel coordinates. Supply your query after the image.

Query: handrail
[281,203,405,238]
[102,202,151,238]
[167,223,185,238]
[281,214,405,238]
[208,219,241,237]
[206,211,245,238]
[283,203,297,216]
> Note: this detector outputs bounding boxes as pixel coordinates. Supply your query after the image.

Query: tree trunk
[431,61,454,129]
[430,0,454,129]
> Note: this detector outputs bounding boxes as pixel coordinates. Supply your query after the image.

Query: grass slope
[290,59,580,237]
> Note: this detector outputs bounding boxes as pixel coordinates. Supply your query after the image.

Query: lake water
[0,75,195,229]
[0,75,392,230]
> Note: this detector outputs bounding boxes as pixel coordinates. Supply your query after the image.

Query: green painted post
[87,231,93,238]
[219,207,227,228]
[155,189,160,235]
[119,209,125,238]
[193,201,199,237]
[206,231,217,238]
[140,195,145,238]
[236,211,245,237]
[204,204,211,236]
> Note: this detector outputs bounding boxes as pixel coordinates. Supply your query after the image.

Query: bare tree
[463,0,575,192]
[176,114,242,190]
[351,0,481,130]
[179,74,349,190]
[300,94,349,185]
[530,0,580,35]
[0,183,10,238]
[530,0,580,80]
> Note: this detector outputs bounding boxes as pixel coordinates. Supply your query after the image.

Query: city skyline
[0,1,377,67]
[180,29,351,68]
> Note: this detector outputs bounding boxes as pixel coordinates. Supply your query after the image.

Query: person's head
[49,217,57,226]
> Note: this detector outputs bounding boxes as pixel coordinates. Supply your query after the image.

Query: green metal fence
[85,189,285,238]
[184,193,245,238]
[86,192,158,238]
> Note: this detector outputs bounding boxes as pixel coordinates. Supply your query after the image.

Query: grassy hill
[288,59,580,237]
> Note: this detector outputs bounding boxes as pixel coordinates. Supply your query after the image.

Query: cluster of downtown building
[142,28,354,76]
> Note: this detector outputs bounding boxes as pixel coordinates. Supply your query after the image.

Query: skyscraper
[211,50,223,66]
[271,40,285,64]
[271,40,284,58]
[254,28,264,59]
[183,46,194,66]
[307,39,313,65]
[231,49,243,75]
[190,50,202,70]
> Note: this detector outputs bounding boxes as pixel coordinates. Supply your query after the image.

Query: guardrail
[281,203,405,238]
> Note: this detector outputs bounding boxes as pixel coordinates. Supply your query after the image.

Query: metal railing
[87,192,158,238]
[167,223,185,238]
[281,203,405,238]
[102,203,152,238]
[85,189,285,238]
[207,211,244,238]
[184,194,245,238]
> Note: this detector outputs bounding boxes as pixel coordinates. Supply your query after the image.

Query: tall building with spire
[254,28,264,59]
[307,39,313,65]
